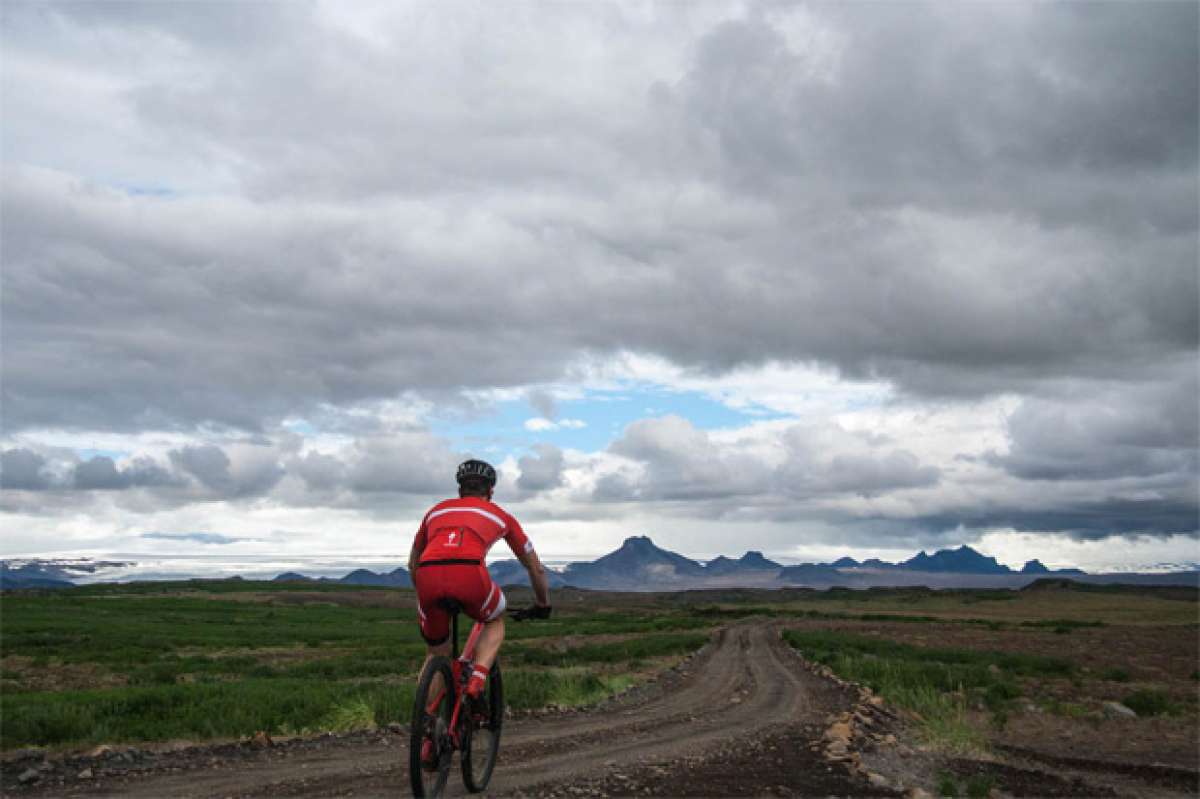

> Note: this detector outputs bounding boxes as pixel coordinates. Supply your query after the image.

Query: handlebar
[509,605,552,621]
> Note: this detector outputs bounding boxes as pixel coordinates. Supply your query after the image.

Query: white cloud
[524,417,587,432]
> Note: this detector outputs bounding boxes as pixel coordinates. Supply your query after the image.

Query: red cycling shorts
[414,561,506,646]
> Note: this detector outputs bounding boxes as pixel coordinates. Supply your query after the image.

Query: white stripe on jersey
[427,506,506,531]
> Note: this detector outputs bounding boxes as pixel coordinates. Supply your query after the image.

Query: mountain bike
[410,602,543,797]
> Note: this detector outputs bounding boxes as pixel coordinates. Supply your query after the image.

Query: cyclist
[408,458,551,719]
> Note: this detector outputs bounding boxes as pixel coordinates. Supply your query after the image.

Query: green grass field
[0,582,717,749]
[2,580,1195,753]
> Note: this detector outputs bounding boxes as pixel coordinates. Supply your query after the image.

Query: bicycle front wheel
[461,661,504,793]
[410,657,455,798]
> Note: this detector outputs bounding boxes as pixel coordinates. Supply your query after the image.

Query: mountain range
[0,559,134,590]
[4,538,1196,592]
[264,537,1176,592]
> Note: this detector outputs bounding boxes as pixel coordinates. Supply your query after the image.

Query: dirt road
[11,622,890,797]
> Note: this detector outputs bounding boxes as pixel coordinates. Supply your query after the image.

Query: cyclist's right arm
[408,513,430,575]
[501,512,550,609]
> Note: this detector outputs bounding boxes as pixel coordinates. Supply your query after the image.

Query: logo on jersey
[436,526,467,548]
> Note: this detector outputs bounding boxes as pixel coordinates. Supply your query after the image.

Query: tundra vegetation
[1,580,1195,764]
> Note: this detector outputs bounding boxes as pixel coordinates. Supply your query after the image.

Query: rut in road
[46,622,827,798]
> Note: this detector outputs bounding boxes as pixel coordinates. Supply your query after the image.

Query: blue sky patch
[76,448,130,461]
[429,385,788,461]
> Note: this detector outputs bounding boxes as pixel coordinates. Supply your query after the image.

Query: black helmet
[456,459,497,487]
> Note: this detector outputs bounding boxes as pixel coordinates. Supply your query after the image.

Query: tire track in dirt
[469,623,810,794]
[28,622,870,798]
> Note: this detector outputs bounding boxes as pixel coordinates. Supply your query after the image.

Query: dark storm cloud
[2,2,1195,434]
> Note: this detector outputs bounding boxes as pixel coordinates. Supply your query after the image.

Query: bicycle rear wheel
[410,657,455,798]
[461,661,504,793]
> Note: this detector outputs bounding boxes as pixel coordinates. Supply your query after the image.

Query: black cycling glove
[511,604,552,621]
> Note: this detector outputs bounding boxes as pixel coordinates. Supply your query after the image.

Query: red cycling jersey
[411,496,533,645]
[412,496,532,563]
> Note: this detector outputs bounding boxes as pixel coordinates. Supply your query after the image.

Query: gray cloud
[287,451,346,492]
[165,443,285,499]
[517,444,565,493]
[2,3,1195,435]
[1,448,52,490]
[584,405,1195,541]
[72,455,176,490]
[990,368,1199,482]
[601,415,938,505]
[608,416,771,501]
[169,446,233,491]
[906,498,1199,541]
[526,390,558,421]
[345,434,459,495]
[0,2,1196,552]
[0,430,469,516]
[822,451,940,498]
[72,456,128,490]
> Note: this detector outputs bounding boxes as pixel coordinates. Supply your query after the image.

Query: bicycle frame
[423,610,486,749]
[447,612,485,741]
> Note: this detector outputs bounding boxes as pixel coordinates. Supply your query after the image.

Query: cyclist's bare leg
[471,617,505,670]
[422,640,451,696]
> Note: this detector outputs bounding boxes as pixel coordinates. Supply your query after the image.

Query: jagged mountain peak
[738,551,781,568]
[902,545,1011,574]
[567,535,706,584]
[706,550,781,575]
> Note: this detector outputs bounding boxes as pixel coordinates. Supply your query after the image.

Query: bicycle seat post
[451,607,459,660]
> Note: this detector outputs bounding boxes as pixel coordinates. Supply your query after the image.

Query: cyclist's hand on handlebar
[510,604,552,621]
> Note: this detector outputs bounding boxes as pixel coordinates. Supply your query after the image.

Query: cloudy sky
[2,1,1197,575]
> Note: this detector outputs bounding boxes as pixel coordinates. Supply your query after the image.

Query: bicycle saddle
[436,598,464,614]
